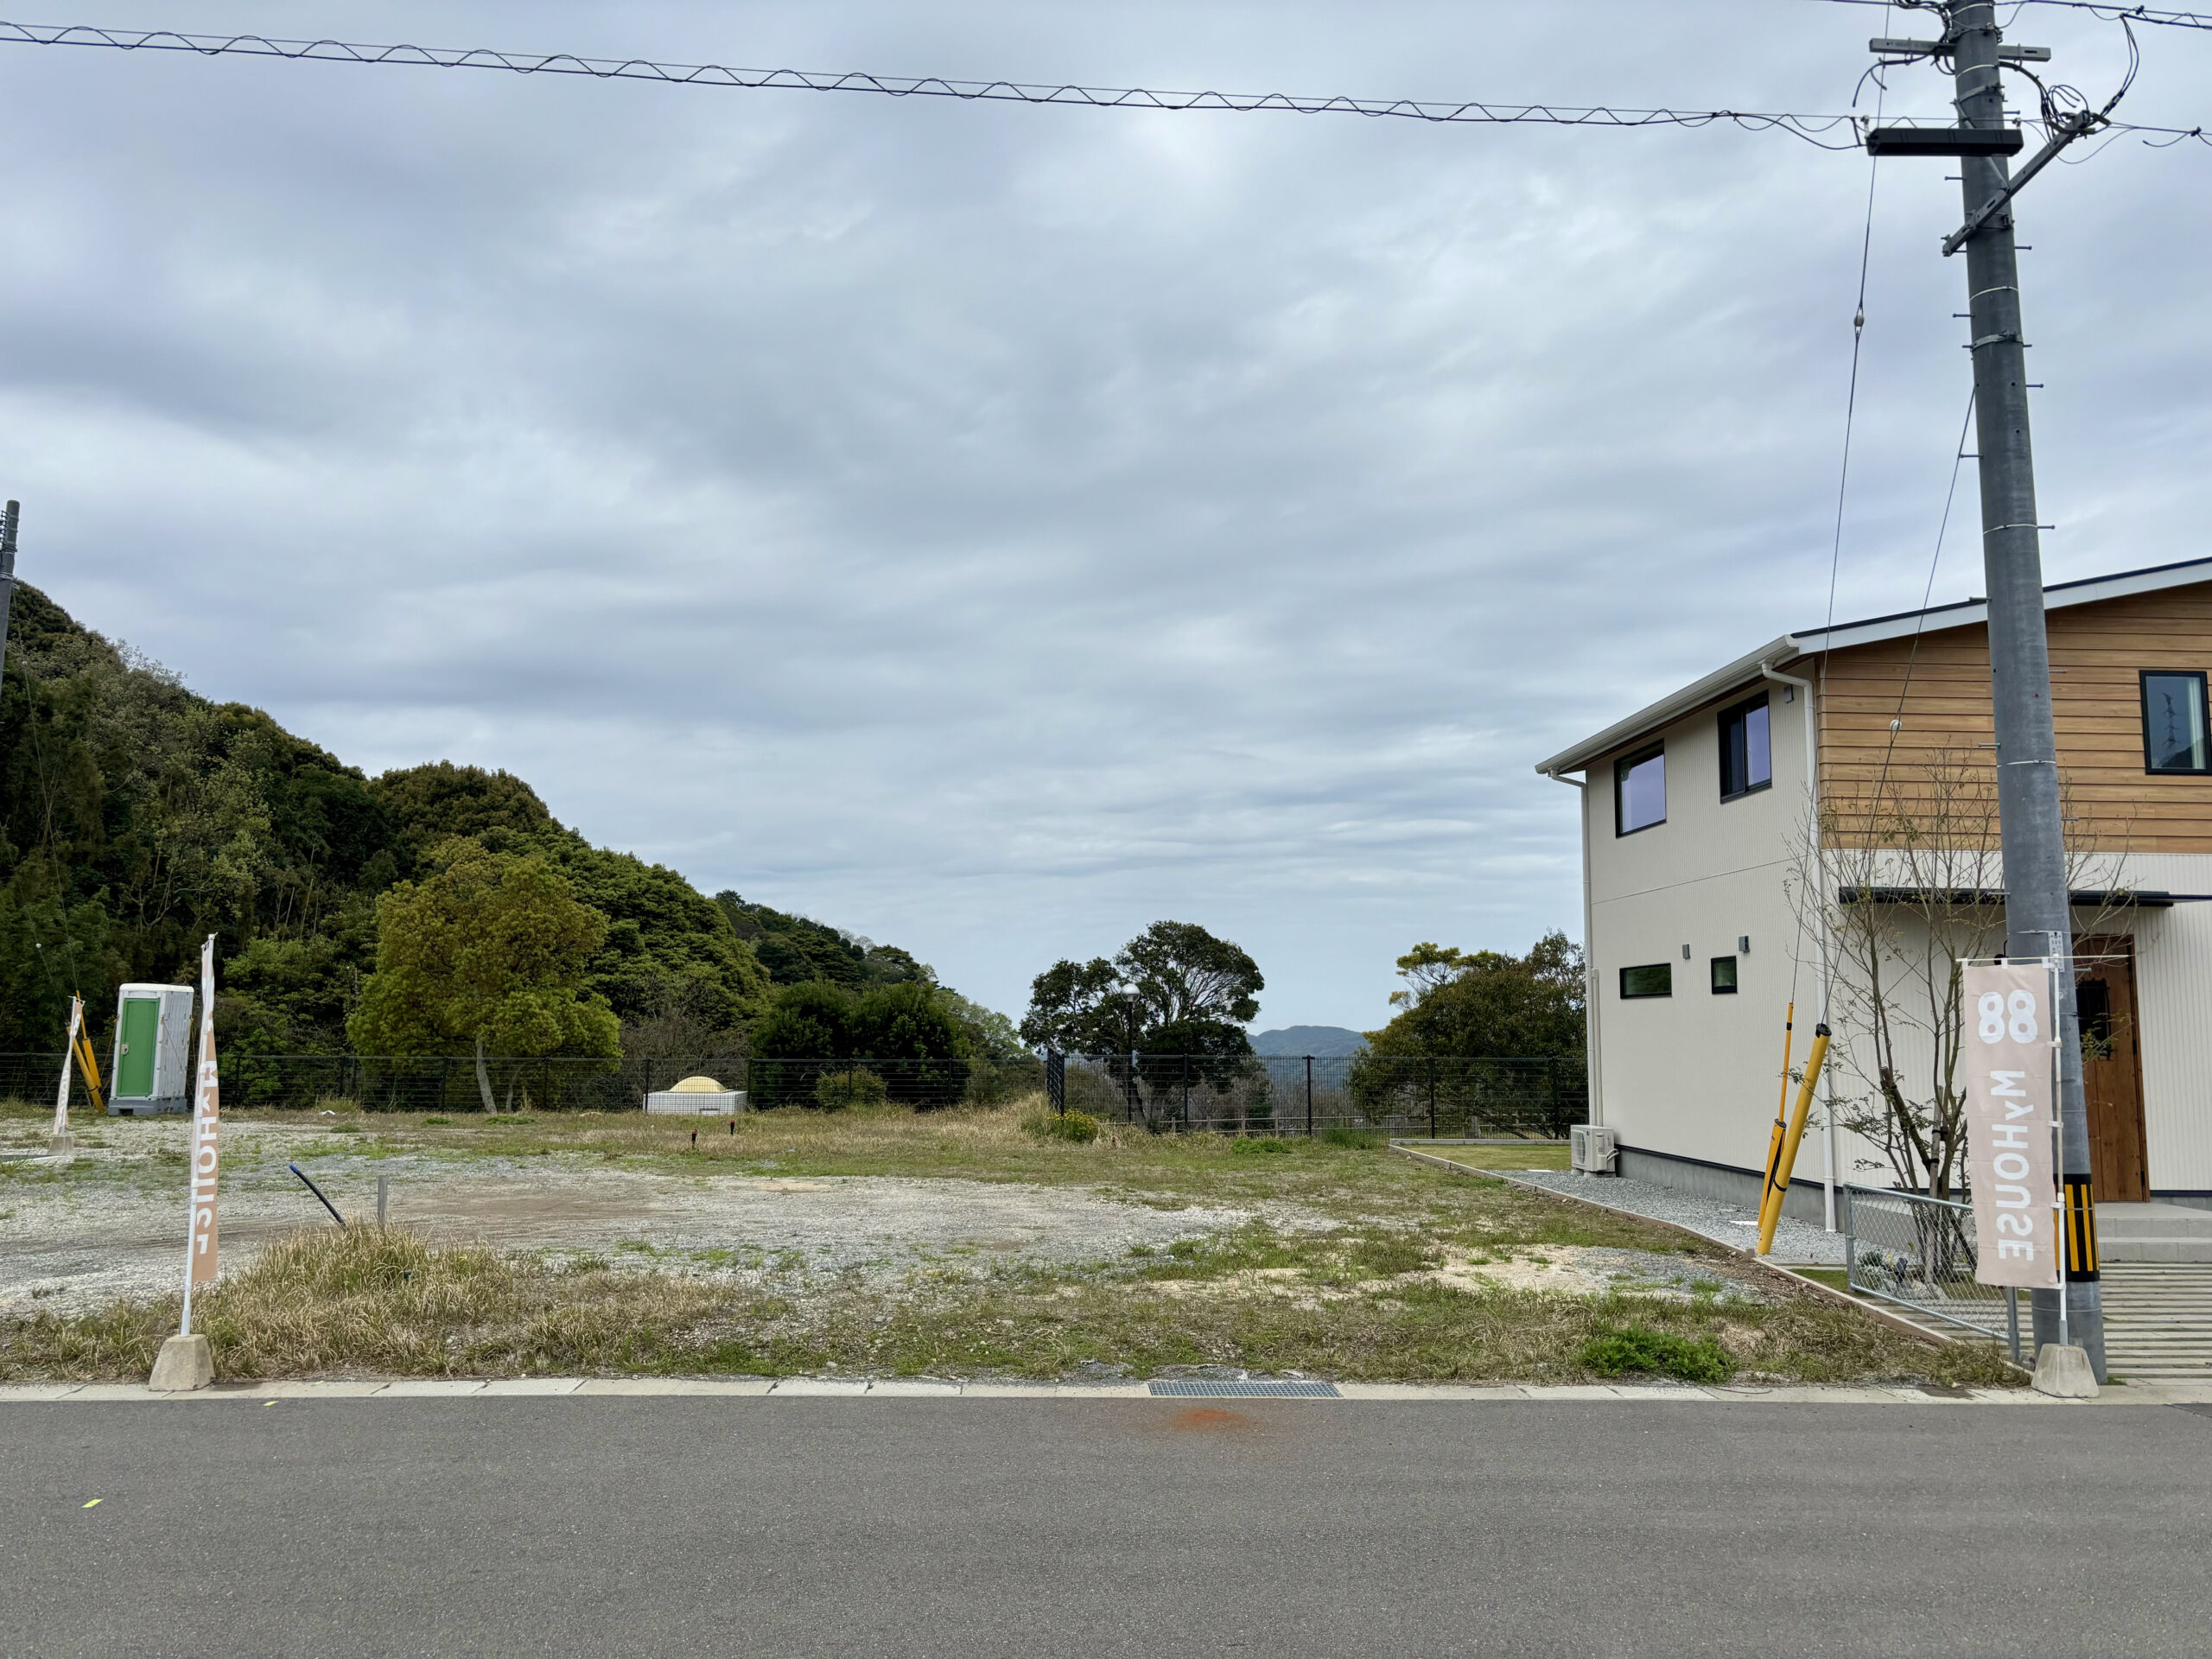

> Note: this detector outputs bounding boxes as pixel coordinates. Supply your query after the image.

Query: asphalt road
[6,1401,2210,1657]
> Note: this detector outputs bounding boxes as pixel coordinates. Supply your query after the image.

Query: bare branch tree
[1790,747,2128,1199]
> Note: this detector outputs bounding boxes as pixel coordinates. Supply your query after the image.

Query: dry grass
[0,1220,2018,1389]
[1,1099,2012,1389]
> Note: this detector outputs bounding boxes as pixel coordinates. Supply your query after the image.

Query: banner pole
[49,996,81,1148]
[2052,957,2067,1355]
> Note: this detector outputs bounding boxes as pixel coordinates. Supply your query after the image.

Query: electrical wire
[0,20,1887,149]
[1800,10,1893,1029]
[1863,390,1980,826]
[1825,0,2212,28]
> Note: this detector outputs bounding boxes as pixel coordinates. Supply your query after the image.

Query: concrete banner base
[149,1334,213,1392]
[2031,1343,2100,1399]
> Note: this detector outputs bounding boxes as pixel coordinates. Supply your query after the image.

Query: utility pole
[1868,3,2105,1376]
[0,499,19,683]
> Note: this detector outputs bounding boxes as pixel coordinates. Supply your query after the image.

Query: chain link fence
[1843,1183,2024,1358]
[3,1047,1581,1139]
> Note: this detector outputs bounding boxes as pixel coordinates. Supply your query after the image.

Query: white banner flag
[1961,962,2061,1291]
[186,936,222,1299]
[51,996,82,1141]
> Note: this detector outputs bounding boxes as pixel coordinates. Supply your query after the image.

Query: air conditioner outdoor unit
[1571,1124,1618,1175]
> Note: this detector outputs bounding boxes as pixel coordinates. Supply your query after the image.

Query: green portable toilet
[109,983,195,1115]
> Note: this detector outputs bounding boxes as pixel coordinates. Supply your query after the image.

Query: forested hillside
[0,583,966,1061]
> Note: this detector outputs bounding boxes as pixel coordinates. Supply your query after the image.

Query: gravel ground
[0,1122,1270,1314]
[1500,1169,1847,1266]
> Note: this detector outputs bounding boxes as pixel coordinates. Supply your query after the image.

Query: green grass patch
[1020,1108,1099,1144]
[1580,1325,1736,1384]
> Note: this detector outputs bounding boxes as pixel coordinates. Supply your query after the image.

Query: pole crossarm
[1941,115,2114,255]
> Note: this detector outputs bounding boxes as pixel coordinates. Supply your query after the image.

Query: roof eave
[1535,635,1800,778]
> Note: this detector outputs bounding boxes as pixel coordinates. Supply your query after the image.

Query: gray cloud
[3,1,2206,1026]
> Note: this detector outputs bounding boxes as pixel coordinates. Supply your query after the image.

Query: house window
[2141,671,2209,775]
[1711,957,1738,995]
[1616,744,1666,836]
[1719,695,1772,801]
[1620,963,1673,999]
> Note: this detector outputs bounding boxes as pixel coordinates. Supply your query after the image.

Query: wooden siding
[1817,585,2212,855]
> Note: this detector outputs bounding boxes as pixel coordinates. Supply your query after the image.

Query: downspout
[1761,658,1834,1232]
[1541,769,1601,1128]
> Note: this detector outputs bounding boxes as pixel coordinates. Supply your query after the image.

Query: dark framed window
[1615,743,1666,836]
[2141,671,2210,775]
[1710,957,1738,995]
[1620,963,1673,999]
[1719,694,1773,802]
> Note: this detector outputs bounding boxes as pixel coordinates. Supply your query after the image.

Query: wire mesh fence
[1058,1053,1582,1140]
[1,1048,1581,1138]
[1843,1183,2024,1357]
[0,1051,1044,1115]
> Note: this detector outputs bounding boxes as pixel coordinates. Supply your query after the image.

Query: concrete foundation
[2032,1344,2100,1399]
[1618,1145,1830,1225]
[148,1334,213,1392]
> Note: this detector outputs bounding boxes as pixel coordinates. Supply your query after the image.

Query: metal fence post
[1843,1186,1855,1294]
[2006,1288,2022,1366]
[1305,1056,1313,1137]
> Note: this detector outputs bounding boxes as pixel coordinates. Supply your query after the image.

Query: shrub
[1231,1137,1296,1156]
[1578,1325,1735,1384]
[813,1069,888,1112]
[1320,1124,1385,1150]
[1021,1108,1100,1144]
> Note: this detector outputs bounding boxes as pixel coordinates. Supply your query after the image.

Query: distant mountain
[1250,1026,1369,1058]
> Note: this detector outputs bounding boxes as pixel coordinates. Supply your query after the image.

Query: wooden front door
[2075,938,2150,1204]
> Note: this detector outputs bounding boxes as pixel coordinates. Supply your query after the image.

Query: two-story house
[1535,557,2212,1224]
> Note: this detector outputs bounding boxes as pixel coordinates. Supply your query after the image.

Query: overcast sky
[3,2,2207,1029]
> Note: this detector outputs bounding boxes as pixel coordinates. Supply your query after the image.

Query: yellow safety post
[73,1020,105,1116]
[1756,1023,1831,1255]
[1757,1002,1796,1219]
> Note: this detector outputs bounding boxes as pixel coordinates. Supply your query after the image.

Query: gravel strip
[1496,1170,1847,1267]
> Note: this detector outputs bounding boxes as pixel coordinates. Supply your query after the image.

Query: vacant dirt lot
[1,1116,1261,1314]
[1,1103,2013,1389]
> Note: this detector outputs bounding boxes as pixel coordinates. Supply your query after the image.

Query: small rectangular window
[1620,963,1673,999]
[1710,957,1738,995]
[1719,695,1772,801]
[2141,671,2209,775]
[1615,743,1666,836]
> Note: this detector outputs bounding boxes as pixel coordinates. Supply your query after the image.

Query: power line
[0,20,1880,149]
[9,17,2203,150]
[1827,0,2212,26]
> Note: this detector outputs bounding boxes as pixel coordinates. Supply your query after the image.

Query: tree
[1020,921,1264,1121]
[1363,933,1586,1060]
[745,977,971,1109]
[347,839,620,1110]
[1351,933,1586,1135]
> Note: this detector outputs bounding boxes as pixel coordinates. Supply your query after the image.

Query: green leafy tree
[746,978,971,1109]
[1364,932,1586,1060]
[1350,932,1586,1133]
[0,586,975,1085]
[347,840,620,1110]
[1020,922,1264,1114]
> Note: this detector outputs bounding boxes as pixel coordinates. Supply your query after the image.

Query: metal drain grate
[1147,1380,1341,1398]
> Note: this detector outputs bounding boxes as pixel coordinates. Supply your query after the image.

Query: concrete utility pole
[0,499,19,683]
[1869,3,2105,1375]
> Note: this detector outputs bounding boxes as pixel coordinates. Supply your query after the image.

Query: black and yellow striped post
[2063,1178,2099,1281]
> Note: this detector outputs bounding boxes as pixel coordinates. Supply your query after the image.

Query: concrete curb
[0,1376,2192,1403]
